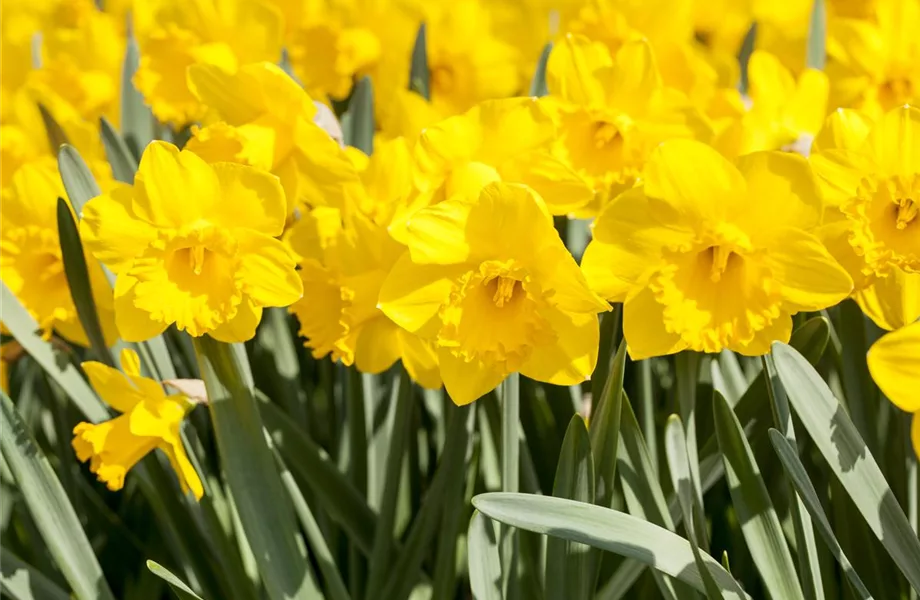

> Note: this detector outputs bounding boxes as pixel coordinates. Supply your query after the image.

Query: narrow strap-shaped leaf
[38,103,70,151]
[56,197,114,367]
[768,431,873,600]
[468,511,502,600]
[193,337,316,600]
[772,341,920,592]
[546,416,596,600]
[500,372,520,600]
[147,560,204,600]
[0,391,116,600]
[713,390,805,600]
[675,352,707,547]
[529,42,553,97]
[409,23,430,100]
[473,493,749,599]
[737,23,757,95]
[120,33,155,160]
[590,337,626,508]
[346,76,374,155]
[100,116,138,184]
[57,145,101,215]
[0,282,107,422]
[806,0,826,70]
[665,415,725,600]
[1,546,69,600]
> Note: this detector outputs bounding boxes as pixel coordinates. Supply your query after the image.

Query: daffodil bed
[2,1,920,599]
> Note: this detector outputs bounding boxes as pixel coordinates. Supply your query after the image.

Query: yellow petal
[209,297,263,343]
[546,33,612,107]
[211,162,287,236]
[866,105,920,179]
[747,51,795,110]
[162,439,205,500]
[854,267,920,331]
[815,217,873,290]
[378,251,460,335]
[734,313,793,356]
[236,231,302,308]
[187,63,265,125]
[354,316,401,375]
[134,142,219,228]
[809,148,865,207]
[607,39,662,115]
[81,360,145,414]
[785,69,829,137]
[811,108,872,154]
[113,275,169,342]
[438,348,506,406]
[397,329,442,390]
[734,151,824,237]
[765,229,853,312]
[520,309,598,386]
[71,414,158,492]
[80,184,157,273]
[867,321,920,413]
[643,139,745,220]
[406,197,474,264]
[624,286,688,360]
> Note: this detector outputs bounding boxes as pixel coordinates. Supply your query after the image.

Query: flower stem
[501,372,520,599]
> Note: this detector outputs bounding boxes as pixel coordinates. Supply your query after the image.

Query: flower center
[593,121,623,150]
[702,245,741,283]
[487,275,522,308]
[879,75,914,109]
[896,197,918,230]
[431,63,456,94]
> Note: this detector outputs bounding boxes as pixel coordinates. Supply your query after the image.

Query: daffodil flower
[867,320,920,459]
[79,141,302,342]
[582,140,852,359]
[72,349,203,499]
[379,181,610,404]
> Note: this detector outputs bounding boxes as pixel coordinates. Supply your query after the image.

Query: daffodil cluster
[3,0,920,493]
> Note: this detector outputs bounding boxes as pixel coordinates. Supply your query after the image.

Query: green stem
[638,359,657,477]
[501,372,520,600]
[347,367,367,600]
[675,351,707,549]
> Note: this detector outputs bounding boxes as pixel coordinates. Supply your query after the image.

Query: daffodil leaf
[737,23,758,95]
[468,511,502,600]
[1,546,69,600]
[806,0,826,71]
[713,390,804,600]
[0,282,108,422]
[37,103,70,152]
[590,336,626,508]
[472,493,749,599]
[546,416,595,600]
[665,415,725,600]
[259,394,378,553]
[100,116,138,184]
[57,145,101,216]
[121,34,155,161]
[771,341,920,592]
[0,391,116,600]
[56,197,114,367]
[768,430,873,600]
[193,337,317,600]
[146,560,204,600]
[409,23,430,100]
[529,42,553,98]
[346,76,374,155]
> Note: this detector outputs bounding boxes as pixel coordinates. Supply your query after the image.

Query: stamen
[896,198,918,230]
[189,245,206,275]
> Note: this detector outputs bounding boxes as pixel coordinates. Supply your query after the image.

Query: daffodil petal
[867,321,920,413]
[439,348,506,406]
[113,275,169,342]
[80,184,157,273]
[211,162,287,236]
[623,285,688,360]
[133,142,219,228]
[765,229,853,312]
[209,297,263,343]
[81,361,145,413]
[520,309,598,386]
[236,231,303,308]
[378,252,461,335]
[354,316,401,375]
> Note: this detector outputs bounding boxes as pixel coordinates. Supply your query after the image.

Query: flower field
[1,0,920,599]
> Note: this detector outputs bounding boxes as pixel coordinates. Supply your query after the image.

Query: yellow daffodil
[582,140,852,360]
[545,34,711,214]
[827,0,920,116]
[408,97,592,229]
[79,141,302,342]
[186,62,360,215]
[726,51,829,156]
[287,139,441,388]
[0,159,117,346]
[855,267,920,331]
[73,348,203,498]
[867,320,920,458]
[132,0,284,125]
[379,181,610,405]
[811,105,920,280]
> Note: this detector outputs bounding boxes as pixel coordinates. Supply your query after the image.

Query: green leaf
[1,546,69,600]
[260,396,377,553]
[806,0,826,70]
[146,561,204,600]
[665,415,725,600]
[409,23,430,100]
[100,116,138,184]
[57,145,101,215]
[0,282,107,422]
[468,511,502,600]
[346,76,374,155]
[192,337,316,600]
[120,34,155,160]
[473,493,749,599]
[546,416,596,600]
[713,390,804,600]
[737,23,757,95]
[0,391,116,600]
[768,430,872,600]
[529,42,553,97]
[590,337,626,509]
[56,197,114,367]
[37,103,70,151]
[772,341,920,592]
